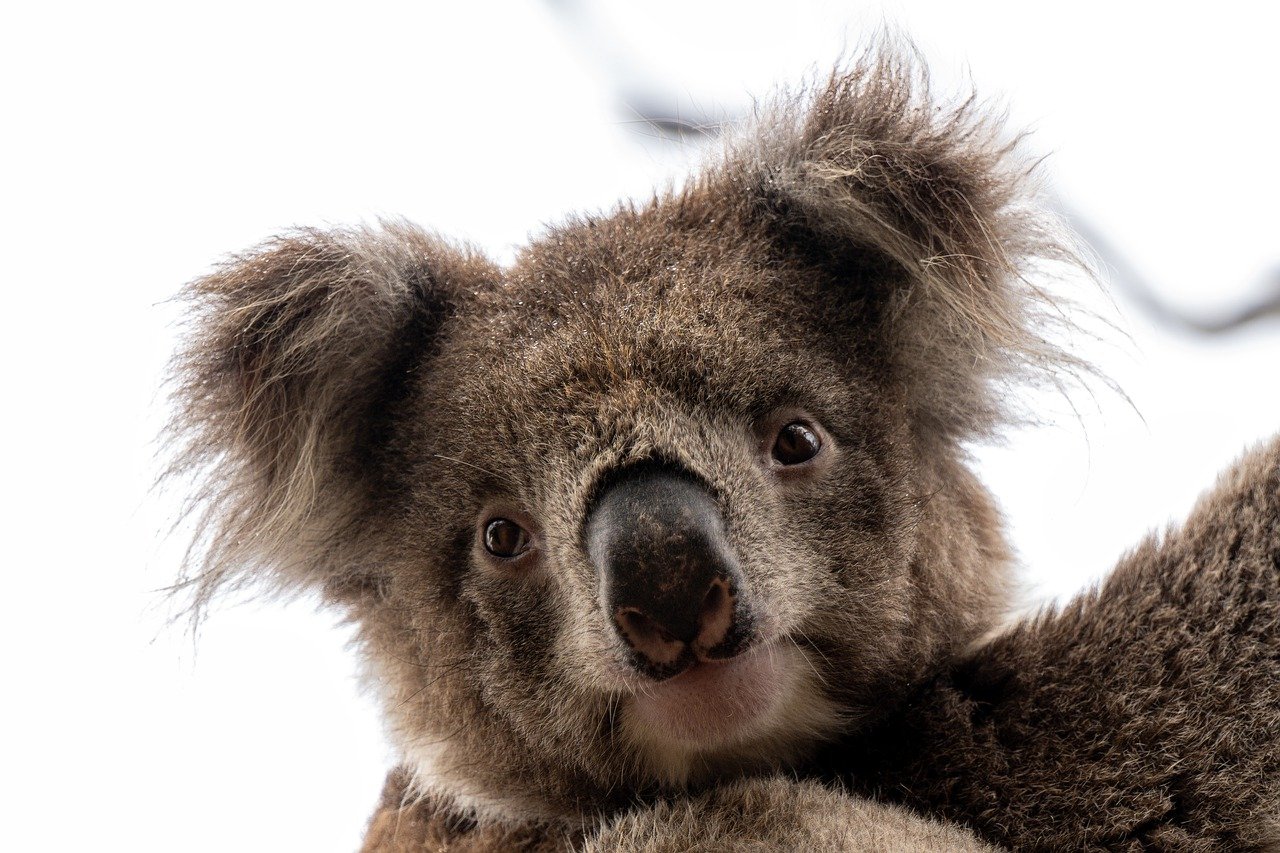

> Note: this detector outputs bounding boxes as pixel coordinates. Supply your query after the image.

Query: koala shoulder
[840,435,1280,849]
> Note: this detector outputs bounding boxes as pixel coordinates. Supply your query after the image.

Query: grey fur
[166,45,1278,851]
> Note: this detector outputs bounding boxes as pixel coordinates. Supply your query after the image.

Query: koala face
[171,54,1071,822]
[372,215,993,813]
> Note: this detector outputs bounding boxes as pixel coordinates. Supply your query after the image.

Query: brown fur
[584,776,1001,852]
[364,772,998,852]
[166,46,1277,850]
[836,435,1280,850]
[361,769,578,852]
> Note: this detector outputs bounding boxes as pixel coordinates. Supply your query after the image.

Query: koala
[170,50,1280,851]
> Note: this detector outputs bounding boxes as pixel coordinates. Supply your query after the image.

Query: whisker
[432,453,508,483]
[787,630,834,690]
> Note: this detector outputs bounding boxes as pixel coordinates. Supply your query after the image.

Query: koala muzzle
[585,466,754,680]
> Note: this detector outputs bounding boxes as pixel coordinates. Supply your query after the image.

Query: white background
[3,2,1278,850]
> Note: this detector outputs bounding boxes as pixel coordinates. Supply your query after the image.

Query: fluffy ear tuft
[734,46,1092,446]
[165,222,494,615]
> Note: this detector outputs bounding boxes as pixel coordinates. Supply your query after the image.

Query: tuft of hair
[162,221,493,621]
[718,43,1100,448]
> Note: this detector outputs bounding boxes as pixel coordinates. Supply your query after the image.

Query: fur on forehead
[165,43,1086,613]
[489,46,1084,439]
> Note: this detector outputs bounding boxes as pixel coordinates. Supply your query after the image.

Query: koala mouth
[626,639,792,747]
[586,463,841,766]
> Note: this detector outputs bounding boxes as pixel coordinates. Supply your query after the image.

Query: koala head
[169,53,1078,823]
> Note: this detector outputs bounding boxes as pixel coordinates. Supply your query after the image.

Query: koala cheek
[460,574,561,683]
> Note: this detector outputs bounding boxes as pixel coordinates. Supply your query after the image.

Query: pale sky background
[3,2,1278,850]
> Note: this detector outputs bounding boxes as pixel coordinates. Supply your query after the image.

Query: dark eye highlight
[772,422,822,466]
[483,518,530,558]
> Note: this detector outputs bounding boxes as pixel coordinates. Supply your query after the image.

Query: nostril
[693,577,736,655]
[588,466,754,677]
[615,608,686,667]
[700,578,726,618]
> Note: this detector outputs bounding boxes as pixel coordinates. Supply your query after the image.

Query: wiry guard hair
[166,47,1087,617]
[159,44,1216,853]
[725,49,1088,445]
[166,223,496,614]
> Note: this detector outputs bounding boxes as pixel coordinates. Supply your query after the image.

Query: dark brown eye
[772,422,822,465]
[483,518,530,558]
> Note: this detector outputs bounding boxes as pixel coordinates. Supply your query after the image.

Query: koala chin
[164,48,1280,849]
[619,642,845,786]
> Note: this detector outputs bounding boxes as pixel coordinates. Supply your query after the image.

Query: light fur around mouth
[620,640,844,787]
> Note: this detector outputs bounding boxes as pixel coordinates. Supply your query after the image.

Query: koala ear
[167,222,494,611]
[733,49,1086,445]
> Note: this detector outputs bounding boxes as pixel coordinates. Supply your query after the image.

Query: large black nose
[585,465,753,679]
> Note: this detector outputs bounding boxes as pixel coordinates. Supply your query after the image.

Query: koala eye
[772,421,823,465]
[483,518,531,559]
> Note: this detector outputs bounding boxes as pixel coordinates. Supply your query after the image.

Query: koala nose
[585,465,753,679]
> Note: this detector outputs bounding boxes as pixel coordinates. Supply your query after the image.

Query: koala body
[171,51,1280,850]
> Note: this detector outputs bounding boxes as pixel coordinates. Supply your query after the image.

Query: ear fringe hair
[160,222,488,625]
[723,38,1110,446]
